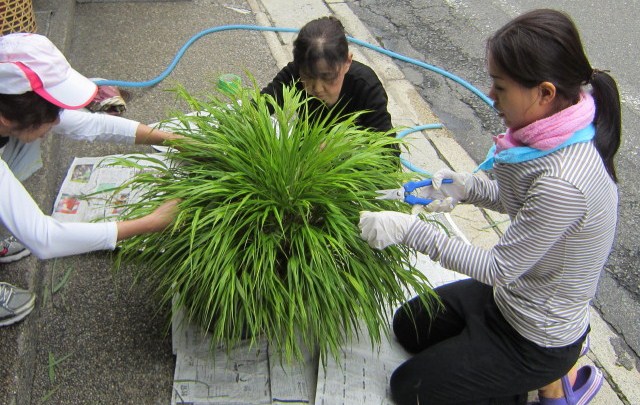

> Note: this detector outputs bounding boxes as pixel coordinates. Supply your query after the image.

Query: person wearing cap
[0,32,181,265]
[0,32,180,327]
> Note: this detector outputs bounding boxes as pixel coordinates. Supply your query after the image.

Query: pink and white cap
[0,33,97,109]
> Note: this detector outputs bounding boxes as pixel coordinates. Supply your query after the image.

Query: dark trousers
[390,279,586,405]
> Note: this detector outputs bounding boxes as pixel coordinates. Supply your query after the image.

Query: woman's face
[300,55,352,107]
[0,116,60,143]
[487,56,550,130]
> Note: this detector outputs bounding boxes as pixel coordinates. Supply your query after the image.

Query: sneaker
[0,282,36,326]
[0,236,30,263]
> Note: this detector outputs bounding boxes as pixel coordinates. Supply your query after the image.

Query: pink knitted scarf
[493,92,595,153]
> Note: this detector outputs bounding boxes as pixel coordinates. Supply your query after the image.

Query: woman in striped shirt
[359,9,621,405]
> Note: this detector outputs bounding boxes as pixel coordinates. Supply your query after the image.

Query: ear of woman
[537,81,574,118]
[538,81,557,104]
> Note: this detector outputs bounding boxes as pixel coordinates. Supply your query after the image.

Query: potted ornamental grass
[111,82,438,363]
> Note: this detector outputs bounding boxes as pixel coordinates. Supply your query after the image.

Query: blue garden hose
[346,36,494,107]
[397,124,444,176]
[94,24,493,107]
[94,24,495,175]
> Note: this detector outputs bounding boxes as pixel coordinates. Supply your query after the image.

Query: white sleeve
[53,109,139,144]
[0,159,118,259]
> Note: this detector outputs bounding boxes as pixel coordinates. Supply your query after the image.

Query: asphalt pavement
[0,0,638,404]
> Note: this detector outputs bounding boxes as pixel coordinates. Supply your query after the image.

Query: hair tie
[590,68,610,83]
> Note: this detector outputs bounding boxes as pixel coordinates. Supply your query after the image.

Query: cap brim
[34,67,98,109]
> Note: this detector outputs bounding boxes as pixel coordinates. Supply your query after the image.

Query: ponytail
[590,70,621,183]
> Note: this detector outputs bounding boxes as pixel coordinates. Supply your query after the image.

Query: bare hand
[116,198,180,241]
[147,198,180,233]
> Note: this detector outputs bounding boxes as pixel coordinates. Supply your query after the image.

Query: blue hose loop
[397,124,444,176]
[93,25,494,176]
[397,123,444,139]
[93,24,494,110]
[94,26,299,88]
[346,37,494,108]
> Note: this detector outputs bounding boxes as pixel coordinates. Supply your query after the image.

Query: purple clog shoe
[538,365,604,405]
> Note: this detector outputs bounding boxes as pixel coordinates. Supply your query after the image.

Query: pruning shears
[376,178,453,205]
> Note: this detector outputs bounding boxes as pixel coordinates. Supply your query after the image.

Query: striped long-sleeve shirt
[405,141,618,347]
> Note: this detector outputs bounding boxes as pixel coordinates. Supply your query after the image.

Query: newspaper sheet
[51,154,169,223]
[171,291,274,404]
[313,316,405,405]
[268,336,318,405]
[172,344,272,405]
[172,299,315,405]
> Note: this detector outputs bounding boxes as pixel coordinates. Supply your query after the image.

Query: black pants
[390,279,586,405]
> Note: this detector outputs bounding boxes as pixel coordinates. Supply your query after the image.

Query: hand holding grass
[360,210,446,258]
[134,124,184,146]
[359,211,417,249]
[116,198,179,241]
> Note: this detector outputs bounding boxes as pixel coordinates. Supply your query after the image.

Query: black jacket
[261,60,393,133]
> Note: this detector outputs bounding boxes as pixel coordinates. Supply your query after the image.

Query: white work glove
[419,168,472,212]
[359,211,417,250]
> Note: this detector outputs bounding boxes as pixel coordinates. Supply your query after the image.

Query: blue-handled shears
[376,178,453,205]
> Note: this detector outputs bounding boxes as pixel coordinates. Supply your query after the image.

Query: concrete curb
[33,0,76,52]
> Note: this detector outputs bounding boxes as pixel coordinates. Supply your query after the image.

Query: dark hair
[487,9,621,182]
[0,91,61,130]
[293,16,349,79]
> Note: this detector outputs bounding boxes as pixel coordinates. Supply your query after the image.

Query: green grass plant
[112,83,437,363]
[47,351,72,384]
